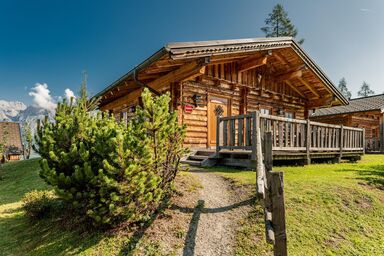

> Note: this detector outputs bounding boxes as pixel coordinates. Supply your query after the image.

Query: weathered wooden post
[263,132,288,256]
[263,132,274,243]
[339,125,344,162]
[256,111,265,196]
[362,128,366,154]
[306,119,311,165]
[270,172,287,256]
[251,111,260,161]
[380,114,384,153]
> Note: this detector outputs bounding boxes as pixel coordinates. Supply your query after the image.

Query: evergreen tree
[338,78,352,99]
[34,86,186,226]
[357,81,375,97]
[0,129,7,163]
[23,122,33,160]
[261,4,304,44]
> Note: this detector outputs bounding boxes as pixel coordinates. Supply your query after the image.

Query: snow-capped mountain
[0,100,27,121]
[0,100,53,130]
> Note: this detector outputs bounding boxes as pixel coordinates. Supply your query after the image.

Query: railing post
[216,116,221,155]
[306,119,311,165]
[362,128,366,154]
[251,111,260,161]
[380,114,384,153]
[339,125,344,162]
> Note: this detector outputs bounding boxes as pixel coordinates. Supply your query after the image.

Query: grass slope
[0,159,201,256]
[212,155,384,255]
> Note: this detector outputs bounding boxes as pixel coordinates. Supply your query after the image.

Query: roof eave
[290,40,349,106]
[94,47,169,99]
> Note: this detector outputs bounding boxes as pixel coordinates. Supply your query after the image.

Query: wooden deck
[211,111,365,168]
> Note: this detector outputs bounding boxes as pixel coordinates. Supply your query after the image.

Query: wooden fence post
[263,132,274,243]
[270,172,288,256]
[263,132,287,255]
[251,111,260,161]
[306,119,311,165]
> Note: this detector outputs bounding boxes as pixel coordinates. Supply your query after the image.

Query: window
[285,112,294,119]
[260,108,271,115]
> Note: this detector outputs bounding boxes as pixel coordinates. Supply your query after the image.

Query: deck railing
[365,138,381,152]
[216,111,365,160]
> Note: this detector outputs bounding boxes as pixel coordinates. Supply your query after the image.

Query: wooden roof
[96,37,348,109]
[312,94,384,117]
[0,122,23,151]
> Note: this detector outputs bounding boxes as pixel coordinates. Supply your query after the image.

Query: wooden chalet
[96,37,365,167]
[311,94,384,153]
[0,122,23,162]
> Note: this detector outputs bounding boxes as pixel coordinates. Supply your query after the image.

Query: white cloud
[28,83,57,112]
[64,88,76,102]
[360,8,374,13]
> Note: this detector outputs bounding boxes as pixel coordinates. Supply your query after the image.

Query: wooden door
[208,97,229,146]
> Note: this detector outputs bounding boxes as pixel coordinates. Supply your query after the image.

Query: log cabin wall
[180,61,308,149]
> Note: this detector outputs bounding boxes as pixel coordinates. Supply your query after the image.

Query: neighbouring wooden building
[0,122,24,162]
[311,94,384,153]
[96,37,365,167]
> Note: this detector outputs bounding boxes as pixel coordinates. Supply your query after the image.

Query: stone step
[189,155,208,161]
[195,150,215,157]
[180,159,202,167]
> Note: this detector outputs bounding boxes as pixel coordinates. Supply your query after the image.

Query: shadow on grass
[356,165,384,189]
[0,206,102,256]
[338,164,384,190]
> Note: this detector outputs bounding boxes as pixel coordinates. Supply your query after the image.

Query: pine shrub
[22,190,57,219]
[34,87,186,226]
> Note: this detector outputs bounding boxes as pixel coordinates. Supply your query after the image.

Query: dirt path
[182,169,252,256]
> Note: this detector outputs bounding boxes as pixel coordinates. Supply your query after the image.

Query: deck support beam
[305,119,311,165]
[380,114,384,153]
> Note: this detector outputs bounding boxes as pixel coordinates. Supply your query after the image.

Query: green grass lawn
[211,155,384,255]
[0,158,200,256]
[1,156,384,255]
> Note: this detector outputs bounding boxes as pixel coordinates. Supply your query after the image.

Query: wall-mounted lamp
[192,94,203,107]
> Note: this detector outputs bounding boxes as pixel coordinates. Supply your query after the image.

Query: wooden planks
[216,111,365,163]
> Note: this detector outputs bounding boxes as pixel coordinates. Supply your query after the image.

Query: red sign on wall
[184,105,194,113]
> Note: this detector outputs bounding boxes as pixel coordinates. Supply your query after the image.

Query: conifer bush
[34,87,186,226]
[22,190,58,220]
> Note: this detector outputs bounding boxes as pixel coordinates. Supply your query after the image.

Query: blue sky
[1,0,383,104]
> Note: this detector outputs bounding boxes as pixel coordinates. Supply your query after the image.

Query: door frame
[207,93,232,148]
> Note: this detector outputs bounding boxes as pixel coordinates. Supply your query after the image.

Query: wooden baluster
[238,118,244,147]
[272,120,277,147]
[246,117,251,146]
[223,120,228,147]
[230,119,235,148]
[285,122,289,148]
[339,125,344,162]
[216,116,221,155]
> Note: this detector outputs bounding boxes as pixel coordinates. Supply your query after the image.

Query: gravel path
[182,170,252,256]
